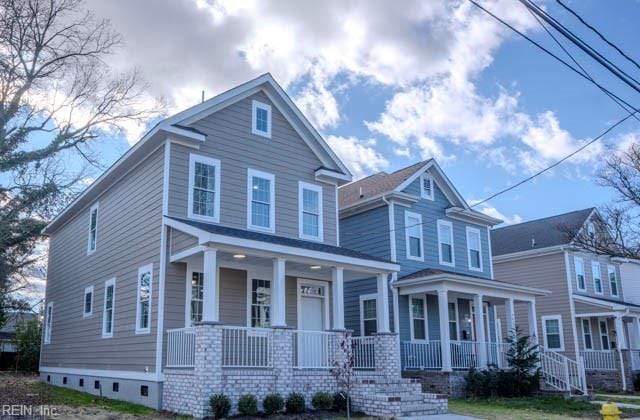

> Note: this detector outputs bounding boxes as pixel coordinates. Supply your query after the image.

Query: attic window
[587,222,596,239]
[252,100,271,138]
[420,174,434,200]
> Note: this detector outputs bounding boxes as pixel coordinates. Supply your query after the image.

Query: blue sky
[79,0,640,225]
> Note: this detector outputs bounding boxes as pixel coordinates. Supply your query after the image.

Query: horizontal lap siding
[167,91,338,245]
[340,206,391,261]
[42,145,164,372]
[344,278,376,336]
[169,229,198,255]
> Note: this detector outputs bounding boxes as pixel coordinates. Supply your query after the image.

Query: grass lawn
[449,396,640,419]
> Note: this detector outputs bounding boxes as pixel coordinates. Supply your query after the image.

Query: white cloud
[469,200,523,225]
[325,135,389,179]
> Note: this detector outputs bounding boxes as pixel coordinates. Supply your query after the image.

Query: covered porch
[395,270,548,372]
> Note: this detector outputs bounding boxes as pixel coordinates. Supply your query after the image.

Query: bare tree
[0,0,160,327]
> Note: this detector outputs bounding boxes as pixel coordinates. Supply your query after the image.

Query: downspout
[618,308,631,391]
[382,195,401,354]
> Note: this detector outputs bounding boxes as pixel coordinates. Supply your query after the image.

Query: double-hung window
[190,272,204,325]
[247,169,275,232]
[87,203,99,254]
[438,220,455,266]
[44,302,53,344]
[360,294,377,336]
[448,302,458,340]
[188,154,221,223]
[599,320,610,350]
[542,315,564,351]
[251,100,272,138]
[298,182,323,241]
[582,319,593,349]
[608,265,619,297]
[574,257,586,292]
[251,279,271,327]
[420,173,434,200]
[136,264,153,334]
[83,286,94,317]
[410,297,427,340]
[102,278,116,338]
[405,211,423,261]
[592,261,603,295]
[466,227,482,271]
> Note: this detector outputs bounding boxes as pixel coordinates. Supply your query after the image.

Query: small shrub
[311,391,333,411]
[263,393,284,415]
[209,394,231,419]
[237,394,258,416]
[286,392,306,414]
[333,391,349,412]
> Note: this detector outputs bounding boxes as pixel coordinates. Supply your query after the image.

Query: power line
[556,0,640,73]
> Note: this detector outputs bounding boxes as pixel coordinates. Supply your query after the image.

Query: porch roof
[165,216,399,272]
[573,293,640,311]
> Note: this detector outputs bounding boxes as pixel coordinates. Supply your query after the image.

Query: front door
[297,281,327,367]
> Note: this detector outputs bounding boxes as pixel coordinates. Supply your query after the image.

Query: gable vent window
[420,174,434,200]
[251,100,272,138]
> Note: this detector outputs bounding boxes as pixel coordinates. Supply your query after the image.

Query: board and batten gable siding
[395,176,491,279]
[340,205,391,261]
[567,250,623,301]
[493,251,576,355]
[42,145,165,372]
[167,91,338,245]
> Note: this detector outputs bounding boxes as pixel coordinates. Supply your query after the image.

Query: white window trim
[44,302,53,345]
[592,261,603,295]
[87,202,99,255]
[135,264,153,334]
[187,153,221,223]
[404,211,424,262]
[448,299,459,341]
[296,278,330,331]
[608,265,619,297]
[541,314,565,351]
[247,168,276,233]
[466,226,483,272]
[409,295,428,341]
[587,222,596,239]
[437,219,455,267]
[599,318,610,350]
[298,181,324,242]
[83,286,94,318]
[582,319,593,350]
[574,256,586,292]
[359,293,377,337]
[420,173,434,200]
[251,100,272,138]
[102,278,116,339]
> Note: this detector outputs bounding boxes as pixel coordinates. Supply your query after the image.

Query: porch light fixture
[310,265,322,270]
[233,254,246,259]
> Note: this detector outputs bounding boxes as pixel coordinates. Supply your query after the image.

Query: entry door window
[599,320,610,350]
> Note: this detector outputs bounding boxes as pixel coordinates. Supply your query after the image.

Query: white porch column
[527,300,539,342]
[331,266,345,330]
[505,298,515,340]
[438,289,452,372]
[376,273,390,333]
[202,248,219,323]
[271,257,286,327]
[473,294,487,368]
[615,315,628,349]
[632,317,640,350]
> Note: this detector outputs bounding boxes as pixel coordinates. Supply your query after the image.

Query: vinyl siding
[494,251,576,356]
[169,229,199,255]
[620,262,640,304]
[395,175,492,279]
[343,277,394,336]
[42,145,165,372]
[167,91,338,245]
[340,205,391,261]
[567,250,623,301]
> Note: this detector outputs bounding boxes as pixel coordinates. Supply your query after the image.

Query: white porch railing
[352,336,376,370]
[292,330,338,369]
[402,341,442,369]
[451,340,479,369]
[486,342,510,368]
[631,349,640,371]
[540,350,587,394]
[580,350,617,371]
[221,326,273,368]
[166,327,196,368]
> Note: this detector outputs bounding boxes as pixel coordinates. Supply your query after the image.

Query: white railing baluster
[166,327,196,368]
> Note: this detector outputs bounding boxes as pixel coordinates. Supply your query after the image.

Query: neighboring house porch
[161,217,446,418]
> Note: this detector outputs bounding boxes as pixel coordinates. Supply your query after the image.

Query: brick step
[371,393,426,403]
[374,384,424,393]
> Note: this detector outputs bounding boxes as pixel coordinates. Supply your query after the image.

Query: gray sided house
[492,208,640,392]
[39,74,447,418]
[338,161,548,396]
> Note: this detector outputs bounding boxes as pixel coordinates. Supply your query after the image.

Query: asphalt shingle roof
[574,294,640,309]
[168,217,394,264]
[490,208,594,256]
[339,160,431,208]
[399,267,488,281]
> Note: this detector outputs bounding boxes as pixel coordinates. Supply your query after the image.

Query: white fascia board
[492,245,566,263]
[339,192,418,219]
[315,168,352,184]
[446,207,503,226]
[394,273,550,297]
[572,293,628,311]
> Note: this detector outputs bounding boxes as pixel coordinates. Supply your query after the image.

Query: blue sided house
[338,160,548,396]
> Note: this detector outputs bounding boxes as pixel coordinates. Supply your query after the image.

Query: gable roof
[44,73,350,234]
[491,208,595,256]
